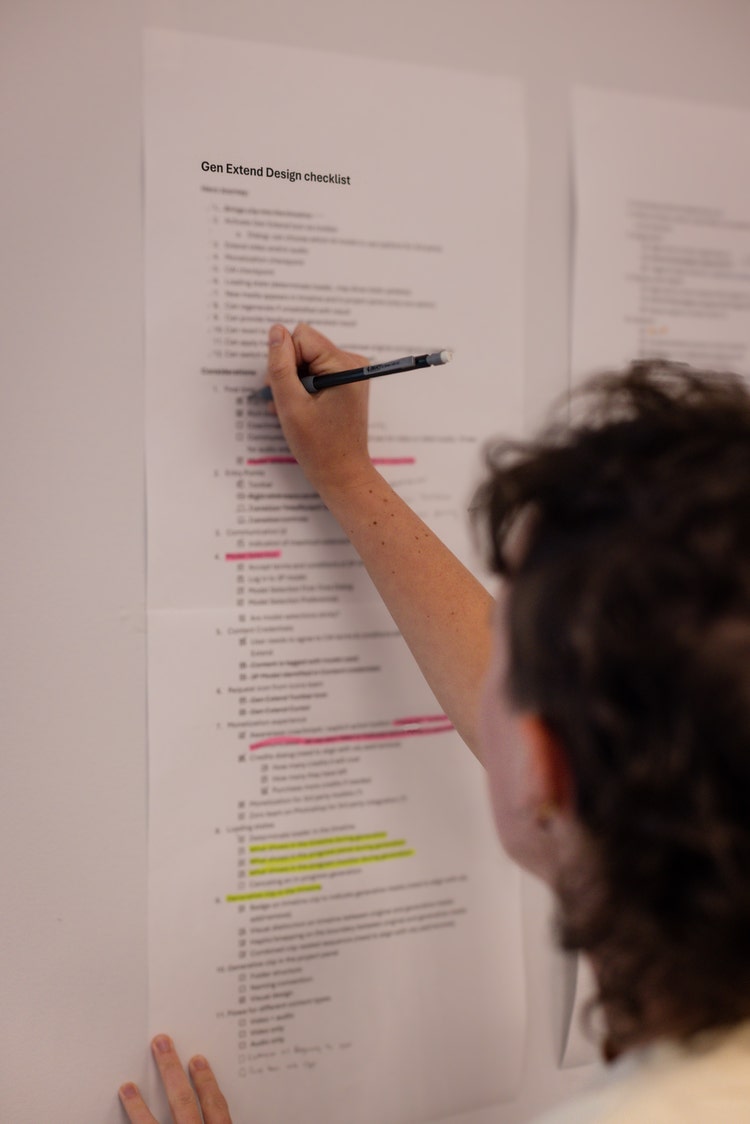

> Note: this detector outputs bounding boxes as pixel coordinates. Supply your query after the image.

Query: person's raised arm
[266,322,493,761]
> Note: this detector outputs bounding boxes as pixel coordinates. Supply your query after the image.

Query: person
[120,324,750,1123]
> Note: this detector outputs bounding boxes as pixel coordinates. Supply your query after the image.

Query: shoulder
[531,1021,750,1124]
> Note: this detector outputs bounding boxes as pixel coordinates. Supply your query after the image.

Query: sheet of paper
[144,30,527,1124]
[573,87,750,379]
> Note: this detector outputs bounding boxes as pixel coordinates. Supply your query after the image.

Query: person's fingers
[151,1035,203,1124]
[266,323,306,416]
[291,322,368,373]
[266,323,301,389]
[189,1055,233,1124]
[118,1082,159,1124]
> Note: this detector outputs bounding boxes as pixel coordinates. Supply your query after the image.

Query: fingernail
[268,324,284,346]
[120,1083,139,1100]
[191,1055,209,1071]
[153,1034,172,1054]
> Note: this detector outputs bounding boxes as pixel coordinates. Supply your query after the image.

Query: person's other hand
[119,1034,232,1123]
[265,322,376,500]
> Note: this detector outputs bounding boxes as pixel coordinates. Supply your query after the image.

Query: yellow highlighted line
[250,840,406,865]
[226,884,321,902]
[250,850,415,876]
[250,833,387,852]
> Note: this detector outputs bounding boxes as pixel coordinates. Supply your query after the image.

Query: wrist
[316,461,387,519]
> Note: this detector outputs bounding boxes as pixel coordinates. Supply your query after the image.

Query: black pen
[250,349,453,401]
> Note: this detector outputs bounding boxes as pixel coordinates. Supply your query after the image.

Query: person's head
[474,360,750,1054]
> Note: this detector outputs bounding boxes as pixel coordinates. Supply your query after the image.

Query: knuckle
[198,1083,231,1118]
[206,1088,229,1110]
[318,347,358,373]
[172,1088,197,1110]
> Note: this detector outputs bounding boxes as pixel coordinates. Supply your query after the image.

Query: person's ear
[516,713,575,821]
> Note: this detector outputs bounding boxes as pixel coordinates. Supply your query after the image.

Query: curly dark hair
[475,360,750,1055]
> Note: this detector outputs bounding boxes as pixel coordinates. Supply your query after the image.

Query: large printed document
[144,31,527,1124]
[573,88,750,379]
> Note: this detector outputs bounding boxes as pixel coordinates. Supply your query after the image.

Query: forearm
[321,466,493,761]
[266,322,493,761]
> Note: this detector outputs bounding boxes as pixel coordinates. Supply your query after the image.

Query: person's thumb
[266,323,300,402]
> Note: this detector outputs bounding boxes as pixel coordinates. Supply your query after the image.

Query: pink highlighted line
[226,550,281,561]
[247,456,298,465]
[371,457,416,466]
[250,715,454,752]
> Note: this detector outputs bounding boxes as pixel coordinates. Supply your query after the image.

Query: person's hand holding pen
[119,1035,232,1123]
[264,322,376,502]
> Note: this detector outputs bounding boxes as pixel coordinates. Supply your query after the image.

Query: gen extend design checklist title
[201,160,351,185]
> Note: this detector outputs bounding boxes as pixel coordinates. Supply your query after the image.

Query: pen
[249,349,453,401]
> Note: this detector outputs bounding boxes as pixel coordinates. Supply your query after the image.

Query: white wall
[3,2,750,1121]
